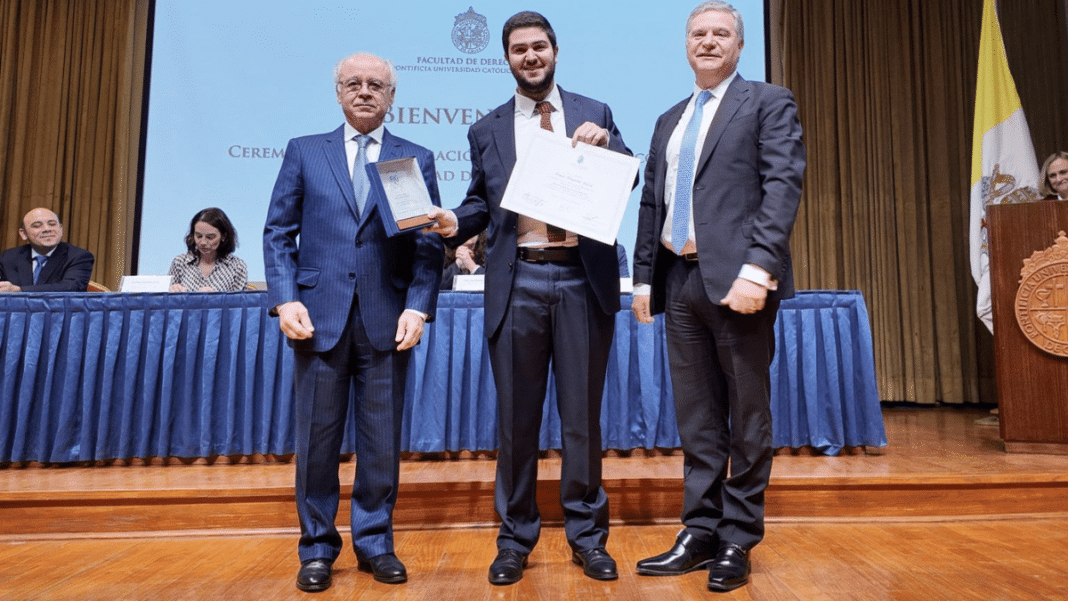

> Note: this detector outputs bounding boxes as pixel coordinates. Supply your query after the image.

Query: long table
[0,291,885,463]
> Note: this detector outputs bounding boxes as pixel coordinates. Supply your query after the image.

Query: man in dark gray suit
[0,208,94,293]
[425,11,631,586]
[263,52,442,592]
[631,1,805,593]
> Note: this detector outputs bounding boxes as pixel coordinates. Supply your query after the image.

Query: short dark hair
[501,11,557,55]
[185,207,238,260]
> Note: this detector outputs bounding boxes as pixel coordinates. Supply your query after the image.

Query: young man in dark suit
[426,10,632,586]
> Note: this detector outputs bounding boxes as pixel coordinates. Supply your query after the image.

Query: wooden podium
[987,202,1068,454]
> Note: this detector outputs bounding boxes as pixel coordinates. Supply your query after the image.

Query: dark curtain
[774,0,1068,403]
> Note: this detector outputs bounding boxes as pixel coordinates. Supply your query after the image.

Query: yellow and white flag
[969,0,1041,333]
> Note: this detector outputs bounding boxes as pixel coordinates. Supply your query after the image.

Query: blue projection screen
[140,1,766,281]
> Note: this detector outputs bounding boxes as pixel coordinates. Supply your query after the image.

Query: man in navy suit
[263,53,443,592]
[0,207,94,293]
[631,1,805,592]
[426,11,631,586]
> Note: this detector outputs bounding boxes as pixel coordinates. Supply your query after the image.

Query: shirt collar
[692,70,737,102]
[514,83,562,117]
[344,121,384,145]
[31,246,57,261]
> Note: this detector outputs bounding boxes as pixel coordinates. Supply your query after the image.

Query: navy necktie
[352,135,371,217]
[671,90,712,254]
[33,255,47,284]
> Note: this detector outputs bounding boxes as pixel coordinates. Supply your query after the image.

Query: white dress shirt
[513,85,578,248]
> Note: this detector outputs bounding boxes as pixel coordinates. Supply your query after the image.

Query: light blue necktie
[352,134,371,217]
[32,255,47,284]
[671,90,712,254]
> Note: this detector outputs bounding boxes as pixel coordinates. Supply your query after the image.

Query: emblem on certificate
[365,156,436,237]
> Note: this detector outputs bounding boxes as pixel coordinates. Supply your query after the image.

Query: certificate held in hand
[365,156,436,237]
[501,129,640,245]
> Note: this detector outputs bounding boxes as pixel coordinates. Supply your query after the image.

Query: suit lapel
[559,87,582,137]
[14,245,32,286]
[324,124,360,221]
[37,243,68,284]
[655,100,689,226]
[358,128,405,231]
[695,76,749,177]
[488,100,517,177]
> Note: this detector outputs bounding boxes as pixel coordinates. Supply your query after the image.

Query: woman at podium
[1040,151,1068,200]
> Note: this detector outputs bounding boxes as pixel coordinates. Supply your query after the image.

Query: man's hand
[631,294,654,324]
[169,283,189,292]
[0,281,22,293]
[424,207,459,237]
[721,278,768,314]
[571,121,609,148]
[277,301,315,340]
[395,310,426,351]
[455,245,478,273]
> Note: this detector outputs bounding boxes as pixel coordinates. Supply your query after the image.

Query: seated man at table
[0,208,94,292]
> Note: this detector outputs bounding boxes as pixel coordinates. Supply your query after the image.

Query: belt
[517,246,581,263]
[680,252,699,262]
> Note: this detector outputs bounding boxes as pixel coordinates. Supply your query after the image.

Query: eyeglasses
[337,78,391,96]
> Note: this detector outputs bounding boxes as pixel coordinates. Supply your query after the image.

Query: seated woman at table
[1040,151,1068,200]
[440,232,485,290]
[169,207,248,292]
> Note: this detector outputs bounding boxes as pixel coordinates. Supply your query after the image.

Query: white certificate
[500,129,639,245]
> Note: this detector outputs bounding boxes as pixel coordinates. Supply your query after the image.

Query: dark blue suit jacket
[451,87,632,337]
[0,242,95,292]
[263,125,443,353]
[634,76,806,313]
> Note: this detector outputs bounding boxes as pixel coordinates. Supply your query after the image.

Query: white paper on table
[119,275,172,292]
[500,129,639,245]
[452,274,485,292]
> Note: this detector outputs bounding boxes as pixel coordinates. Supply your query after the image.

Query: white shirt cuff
[738,264,778,291]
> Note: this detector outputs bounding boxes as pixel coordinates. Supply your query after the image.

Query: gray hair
[687,1,744,43]
[333,52,397,89]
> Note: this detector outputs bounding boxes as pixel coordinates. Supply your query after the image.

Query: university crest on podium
[1015,231,1068,357]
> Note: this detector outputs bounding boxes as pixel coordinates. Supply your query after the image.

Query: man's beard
[511,61,555,96]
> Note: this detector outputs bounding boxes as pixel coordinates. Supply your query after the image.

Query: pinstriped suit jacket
[263,125,443,353]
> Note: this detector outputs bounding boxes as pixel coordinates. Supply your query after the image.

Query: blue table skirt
[0,291,885,463]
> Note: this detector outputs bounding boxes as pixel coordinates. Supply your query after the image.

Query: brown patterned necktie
[534,101,566,243]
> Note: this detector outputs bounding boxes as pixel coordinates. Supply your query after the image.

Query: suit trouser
[488,259,614,554]
[664,258,778,550]
[292,295,409,563]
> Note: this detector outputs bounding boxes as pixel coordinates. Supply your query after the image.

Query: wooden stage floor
[1,405,1067,600]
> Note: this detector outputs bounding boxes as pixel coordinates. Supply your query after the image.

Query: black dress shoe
[572,548,618,581]
[358,552,408,584]
[636,532,717,576]
[488,549,528,585]
[707,544,751,592]
[296,558,333,592]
